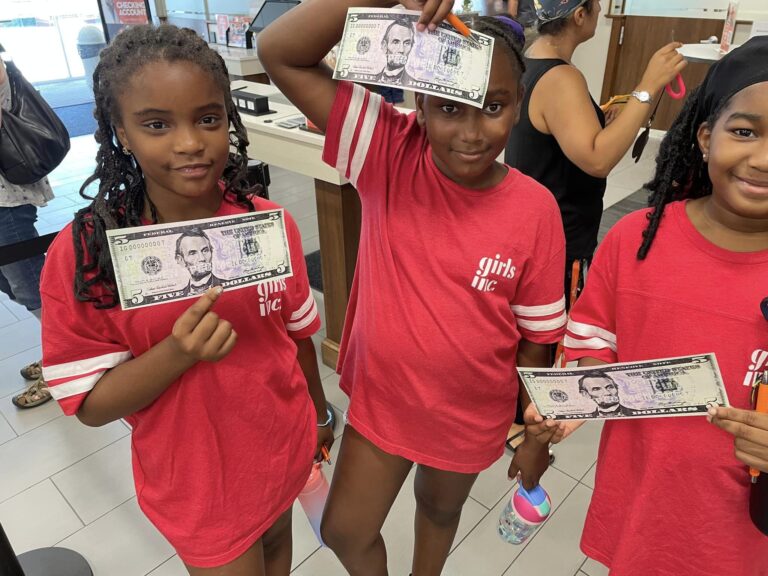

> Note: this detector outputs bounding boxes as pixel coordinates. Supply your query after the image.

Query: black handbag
[0,59,70,185]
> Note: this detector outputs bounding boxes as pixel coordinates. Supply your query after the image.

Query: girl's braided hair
[638,86,728,259]
[73,24,255,308]
[469,15,526,79]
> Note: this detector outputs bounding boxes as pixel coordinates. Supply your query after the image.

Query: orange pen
[321,445,332,465]
[750,370,768,483]
[446,13,471,37]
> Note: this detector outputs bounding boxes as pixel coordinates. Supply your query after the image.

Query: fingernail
[214,286,223,295]
[708,407,717,416]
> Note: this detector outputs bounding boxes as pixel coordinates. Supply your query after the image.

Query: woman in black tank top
[505,0,686,300]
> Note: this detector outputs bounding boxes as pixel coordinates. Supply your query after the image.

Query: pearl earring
[702,153,708,162]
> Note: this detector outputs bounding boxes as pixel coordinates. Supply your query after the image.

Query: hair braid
[468,16,526,78]
[638,86,725,259]
[73,24,256,308]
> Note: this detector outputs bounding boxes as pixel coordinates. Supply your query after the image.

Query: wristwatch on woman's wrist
[631,90,653,104]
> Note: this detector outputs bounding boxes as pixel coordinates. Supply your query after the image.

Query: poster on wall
[98,0,153,42]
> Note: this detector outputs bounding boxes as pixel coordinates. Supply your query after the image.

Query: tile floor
[0,133,661,575]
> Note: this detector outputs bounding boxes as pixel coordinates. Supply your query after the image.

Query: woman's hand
[709,406,768,473]
[399,0,456,32]
[639,42,687,94]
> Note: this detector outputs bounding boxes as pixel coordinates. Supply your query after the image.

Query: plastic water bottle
[298,462,330,545]
[498,484,551,544]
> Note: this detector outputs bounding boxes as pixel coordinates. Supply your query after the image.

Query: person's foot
[12,378,52,409]
[20,360,42,380]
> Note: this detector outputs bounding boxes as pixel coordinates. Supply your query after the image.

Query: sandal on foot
[20,360,42,381]
[12,378,52,409]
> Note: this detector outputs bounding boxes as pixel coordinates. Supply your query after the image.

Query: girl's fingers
[523,402,544,424]
[710,406,768,433]
[204,319,233,352]
[417,0,443,30]
[429,0,456,30]
[191,311,222,343]
[215,329,238,359]
[174,288,222,334]
[734,447,768,473]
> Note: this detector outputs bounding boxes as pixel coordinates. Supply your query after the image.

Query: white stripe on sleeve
[43,350,132,382]
[287,300,318,332]
[349,92,382,186]
[517,312,567,332]
[511,296,566,317]
[48,372,104,401]
[567,319,617,345]
[335,84,367,176]
[290,293,316,321]
[564,334,617,353]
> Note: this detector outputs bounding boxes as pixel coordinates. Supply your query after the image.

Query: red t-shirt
[40,196,320,568]
[565,201,768,576]
[323,81,566,472]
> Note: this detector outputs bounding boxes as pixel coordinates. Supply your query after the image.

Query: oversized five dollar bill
[519,354,730,420]
[333,8,494,107]
[106,210,293,311]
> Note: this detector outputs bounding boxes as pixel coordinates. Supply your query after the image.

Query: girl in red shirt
[40,25,333,575]
[558,36,768,575]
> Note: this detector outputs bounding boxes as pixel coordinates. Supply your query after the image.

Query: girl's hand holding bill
[508,404,566,490]
[398,0,457,32]
[168,287,238,363]
[708,407,768,474]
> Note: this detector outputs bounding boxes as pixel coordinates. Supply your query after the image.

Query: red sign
[115,0,149,25]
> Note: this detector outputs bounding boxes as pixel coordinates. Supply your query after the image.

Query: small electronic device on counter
[231,88,271,116]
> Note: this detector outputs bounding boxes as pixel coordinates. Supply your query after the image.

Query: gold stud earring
[122,146,132,156]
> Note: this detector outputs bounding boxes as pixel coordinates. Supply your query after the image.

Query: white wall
[571,0,613,101]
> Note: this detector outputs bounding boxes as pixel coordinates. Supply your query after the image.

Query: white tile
[503,484,593,576]
[302,234,320,256]
[147,555,187,576]
[0,318,40,362]
[0,346,42,398]
[311,332,335,381]
[550,420,602,481]
[0,388,65,435]
[2,298,34,321]
[602,183,639,210]
[0,302,18,329]
[0,416,128,502]
[469,451,515,510]
[284,196,320,222]
[582,556,610,576]
[311,289,327,332]
[321,372,348,414]
[291,499,323,570]
[56,498,174,576]
[0,413,16,445]
[0,480,83,554]
[581,463,596,489]
[443,467,578,576]
[52,436,135,524]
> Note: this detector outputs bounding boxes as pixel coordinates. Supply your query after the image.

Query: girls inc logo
[743,349,768,386]
[257,279,286,316]
[471,254,516,292]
